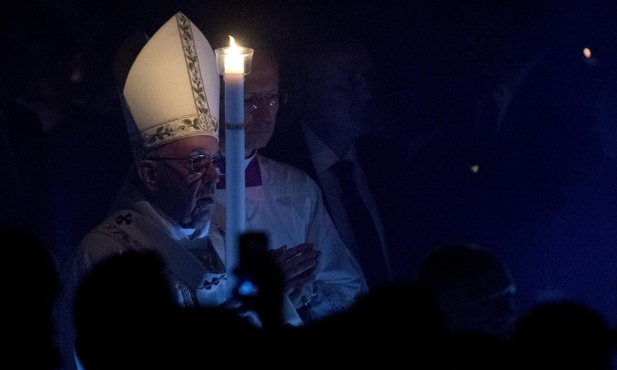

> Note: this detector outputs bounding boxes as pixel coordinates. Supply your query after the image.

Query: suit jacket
[262,122,415,287]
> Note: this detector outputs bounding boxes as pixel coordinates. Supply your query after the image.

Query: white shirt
[213,152,368,323]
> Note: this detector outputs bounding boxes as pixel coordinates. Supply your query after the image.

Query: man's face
[220,49,280,156]
[145,135,220,229]
[304,40,376,143]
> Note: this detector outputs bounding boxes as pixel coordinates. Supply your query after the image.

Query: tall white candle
[215,37,253,298]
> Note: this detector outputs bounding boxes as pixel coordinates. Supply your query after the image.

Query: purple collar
[216,155,262,189]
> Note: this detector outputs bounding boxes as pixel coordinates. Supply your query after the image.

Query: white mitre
[121,12,219,161]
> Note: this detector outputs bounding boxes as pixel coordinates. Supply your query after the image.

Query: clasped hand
[269,243,319,295]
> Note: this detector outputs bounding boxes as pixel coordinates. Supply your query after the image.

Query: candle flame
[583,47,591,58]
[223,35,245,74]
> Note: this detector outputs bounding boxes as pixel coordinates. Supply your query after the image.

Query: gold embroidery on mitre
[133,12,218,152]
[131,114,218,150]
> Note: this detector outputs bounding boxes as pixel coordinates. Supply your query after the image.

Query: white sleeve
[289,178,369,322]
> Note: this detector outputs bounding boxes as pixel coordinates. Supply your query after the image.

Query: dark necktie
[330,159,389,289]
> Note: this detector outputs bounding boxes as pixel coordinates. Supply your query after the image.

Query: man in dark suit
[262,30,414,290]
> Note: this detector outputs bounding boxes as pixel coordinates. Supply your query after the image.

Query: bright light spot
[470,164,479,173]
[237,280,258,297]
[583,47,592,58]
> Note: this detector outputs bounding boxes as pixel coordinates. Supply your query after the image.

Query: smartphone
[233,231,269,299]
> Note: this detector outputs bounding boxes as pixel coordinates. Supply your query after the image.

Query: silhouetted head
[73,250,178,370]
[511,300,612,370]
[416,242,517,339]
[0,227,61,370]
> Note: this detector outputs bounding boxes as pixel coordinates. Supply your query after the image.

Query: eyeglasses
[146,153,222,175]
[244,90,287,112]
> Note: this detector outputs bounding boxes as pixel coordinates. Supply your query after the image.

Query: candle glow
[224,36,245,74]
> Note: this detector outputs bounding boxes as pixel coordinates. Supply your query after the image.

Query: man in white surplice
[212,38,368,323]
